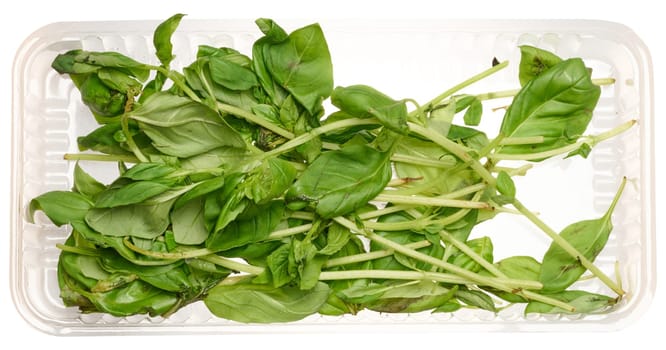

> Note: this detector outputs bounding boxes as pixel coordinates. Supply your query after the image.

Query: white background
[1,0,661,348]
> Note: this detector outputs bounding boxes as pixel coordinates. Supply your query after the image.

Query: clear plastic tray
[10,19,655,335]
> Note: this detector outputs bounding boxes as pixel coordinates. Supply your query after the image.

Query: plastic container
[10,19,655,335]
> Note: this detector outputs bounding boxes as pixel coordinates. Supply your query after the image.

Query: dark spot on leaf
[492,57,500,67]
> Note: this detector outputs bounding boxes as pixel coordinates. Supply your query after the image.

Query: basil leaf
[462,97,482,126]
[171,197,209,245]
[498,58,600,157]
[450,236,494,273]
[539,179,625,293]
[208,56,259,91]
[85,199,175,239]
[128,92,245,157]
[261,22,333,114]
[94,181,173,208]
[331,85,408,134]
[153,13,185,67]
[204,280,331,323]
[73,163,106,199]
[29,191,92,226]
[207,201,284,251]
[285,145,392,218]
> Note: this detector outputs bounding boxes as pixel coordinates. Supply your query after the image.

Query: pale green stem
[199,255,264,275]
[266,224,313,240]
[121,114,149,163]
[390,153,457,169]
[123,237,213,260]
[375,193,489,209]
[334,217,541,291]
[490,120,636,161]
[260,118,380,160]
[318,269,468,285]
[64,153,140,163]
[324,240,432,268]
[152,66,202,103]
[473,77,615,102]
[439,230,506,277]
[409,60,509,118]
[512,199,625,296]
[491,164,533,176]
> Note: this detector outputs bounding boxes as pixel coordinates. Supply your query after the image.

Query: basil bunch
[30,14,632,323]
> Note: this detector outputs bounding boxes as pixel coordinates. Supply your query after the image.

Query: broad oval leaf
[128,92,245,157]
[204,281,331,323]
[498,58,600,157]
[285,144,392,218]
[331,85,408,134]
[85,199,175,239]
[263,23,333,114]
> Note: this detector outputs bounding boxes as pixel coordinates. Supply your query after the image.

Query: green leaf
[481,256,541,303]
[252,20,289,105]
[77,280,179,317]
[262,22,333,114]
[462,98,482,126]
[498,58,600,157]
[331,85,408,134]
[204,280,331,323]
[495,256,541,280]
[68,50,150,81]
[153,13,185,66]
[525,290,616,315]
[243,158,297,204]
[208,56,259,91]
[73,163,106,199]
[29,191,92,226]
[207,201,284,251]
[121,163,178,181]
[94,180,172,208]
[173,176,226,210]
[394,136,476,194]
[78,74,127,118]
[96,68,142,94]
[264,243,295,287]
[77,122,132,155]
[85,199,175,239]
[128,92,245,157]
[447,124,490,151]
[539,179,626,293]
[495,171,516,200]
[285,145,392,218]
[455,289,496,312]
[518,45,563,86]
[319,223,351,256]
[171,197,209,245]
